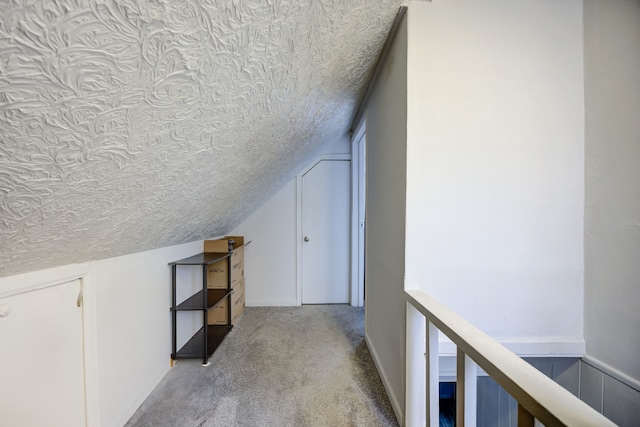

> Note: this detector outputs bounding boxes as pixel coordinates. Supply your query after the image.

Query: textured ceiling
[0,0,404,277]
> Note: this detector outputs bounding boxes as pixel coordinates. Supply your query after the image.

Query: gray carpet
[126,305,399,427]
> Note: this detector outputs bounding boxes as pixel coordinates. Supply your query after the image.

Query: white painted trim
[319,153,351,161]
[406,301,426,427]
[245,299,298,307]
[438,336,586,358]
[81,264,101,427]
[365,330,404,426]
[350,120,366,308]
[113,364,168,427]
[296,171,303,306]
[582,355,640,392]
[0,276,82,299]
[457,351,478,427]
[0,263,90,295]
[426,322,439,427]
[439,356,459,380]
[350,135,359,307]
[299,155,351,181]
[352,117,366,146]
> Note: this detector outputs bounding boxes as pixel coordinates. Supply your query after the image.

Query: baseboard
[113,364,169,427]
[365,330,404,427]
[245,299,298,307]
[437,336,585,358]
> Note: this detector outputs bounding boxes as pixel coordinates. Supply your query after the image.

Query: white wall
[405,0,585,351]
[230,137,351,306]
[93,241,203,427]
[584,0,640,382]
[0,240,204,427]
[363,13,408,424]
[231,179,298,306]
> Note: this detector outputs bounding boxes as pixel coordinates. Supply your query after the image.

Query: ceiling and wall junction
[0,0,404,277]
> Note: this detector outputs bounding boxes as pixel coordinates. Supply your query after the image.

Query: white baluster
[426,321,439,427]
[405,301,426,427]
[456,348,477,427]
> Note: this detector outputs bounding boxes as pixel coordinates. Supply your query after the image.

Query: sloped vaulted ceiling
[0,0,404,277]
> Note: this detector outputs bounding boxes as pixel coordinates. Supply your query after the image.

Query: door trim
[296,153,351,306]
[351,117,366,307]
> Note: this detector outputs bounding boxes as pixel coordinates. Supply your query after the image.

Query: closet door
[0,279,86,427]
[301,159,351,304]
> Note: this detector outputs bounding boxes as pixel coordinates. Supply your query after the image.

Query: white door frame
[296,153,351,306]
[351,118,366,307]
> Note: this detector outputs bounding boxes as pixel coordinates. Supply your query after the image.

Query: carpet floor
[125,305,399,427]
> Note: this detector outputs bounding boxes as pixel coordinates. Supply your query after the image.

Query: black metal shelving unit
[170,252,233,365]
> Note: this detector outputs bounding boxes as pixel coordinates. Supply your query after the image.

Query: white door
[0,279,86,427]
[302,159,351,304]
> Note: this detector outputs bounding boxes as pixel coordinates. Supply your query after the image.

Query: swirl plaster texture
[0,0,403,277]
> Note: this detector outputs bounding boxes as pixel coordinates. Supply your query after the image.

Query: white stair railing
[405,289,617,427]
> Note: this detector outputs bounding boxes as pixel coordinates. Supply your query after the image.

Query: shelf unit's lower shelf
[175,289,231,311]
[173,325,232,360]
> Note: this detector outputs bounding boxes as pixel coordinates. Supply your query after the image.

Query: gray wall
[476,357,580,427]
[476,358,640,427]
[584,0,640,382]
[363,13,408,424]
[580,359,640,426]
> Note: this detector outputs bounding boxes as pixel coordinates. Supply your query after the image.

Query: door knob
[0,304,10,318]
[304,236,310,242]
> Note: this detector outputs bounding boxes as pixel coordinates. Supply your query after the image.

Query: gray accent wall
[476,357,580,427]
[476,358,640,427]
[584,0,640,382]
[580,359,640,427]
[363,12,408,425]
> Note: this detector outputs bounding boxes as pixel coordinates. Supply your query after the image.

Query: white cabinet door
[0,279,86,427]
[302,160,351,304]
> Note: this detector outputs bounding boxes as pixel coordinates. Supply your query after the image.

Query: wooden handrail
[405,289,617,427]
